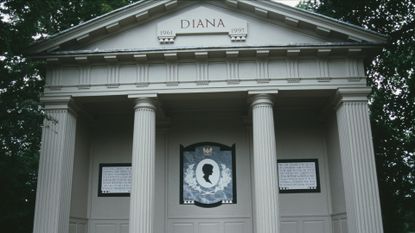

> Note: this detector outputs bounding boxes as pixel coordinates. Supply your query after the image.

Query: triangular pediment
[77,4,337,52]
[28,0,386,56]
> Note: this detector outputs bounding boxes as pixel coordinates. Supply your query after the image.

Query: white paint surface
[33,1,385,233]
[273,0,302,7]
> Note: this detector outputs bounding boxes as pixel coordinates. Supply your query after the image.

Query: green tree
[298,0,415,232]
[1,0,414,233]
[0,1,137,232]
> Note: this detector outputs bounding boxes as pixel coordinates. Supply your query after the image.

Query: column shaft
[129,98,156,233]
[336,98,384,233]
[251,94,280,233]
[33,103,77,233]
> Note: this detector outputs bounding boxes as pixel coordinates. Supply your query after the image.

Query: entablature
[42,50,368,98]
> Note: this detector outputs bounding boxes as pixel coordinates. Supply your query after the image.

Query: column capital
[132,97,157,111]
[129,94,158,111]
[249,92,277,108]
[335,87,371,109]
[40,96,78,115]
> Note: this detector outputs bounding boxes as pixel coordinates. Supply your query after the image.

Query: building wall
[70,119,91,233]
[86,116,132,233]
[73,115,166,233]
[67,106,346,233]
[326,114,348,233]
[276,109,332,233]
[165,111,253,233]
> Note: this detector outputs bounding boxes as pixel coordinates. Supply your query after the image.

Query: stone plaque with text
[98,163,132,197]
[277,159,320,193]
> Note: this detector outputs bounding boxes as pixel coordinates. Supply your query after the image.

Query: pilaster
[250,92,280,233]
[33,96,77,233]
[129,97,157,233]
[335,88,384,233]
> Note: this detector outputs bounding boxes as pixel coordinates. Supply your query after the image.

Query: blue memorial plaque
[180,142,236,208]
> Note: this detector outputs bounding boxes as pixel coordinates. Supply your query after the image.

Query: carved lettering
[218,19,225,27]
[206,19,215,28]
[158,15,247,43]
[180,18,226,29]
[181,19,190,29]
[196,19,205,28]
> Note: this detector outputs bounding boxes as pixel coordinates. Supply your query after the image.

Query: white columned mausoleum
[28,1,386,233]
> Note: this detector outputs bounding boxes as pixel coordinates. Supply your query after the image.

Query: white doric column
[250,92,280,233]
[33,97,77,233]
[129,97,157,233]
[336,88,384,233]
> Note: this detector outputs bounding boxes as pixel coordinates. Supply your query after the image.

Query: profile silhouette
[202,163,213,184]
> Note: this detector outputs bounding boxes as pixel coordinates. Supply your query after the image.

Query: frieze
[43,57,367,96]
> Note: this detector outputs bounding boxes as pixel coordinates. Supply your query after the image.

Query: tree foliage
[298,0,415,232]
[1,0,414,233]
[0,1,137,232]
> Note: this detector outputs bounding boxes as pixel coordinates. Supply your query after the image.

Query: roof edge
[27,0,183,54]
[248,0,387,42]
[27,0,388,55]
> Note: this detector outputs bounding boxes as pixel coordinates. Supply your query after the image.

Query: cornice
[39,43,380,64]
[27,0,192,54]
[238,0,387,43]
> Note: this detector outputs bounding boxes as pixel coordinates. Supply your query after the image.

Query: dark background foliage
[0,1,138,232]
[1,0,414,232]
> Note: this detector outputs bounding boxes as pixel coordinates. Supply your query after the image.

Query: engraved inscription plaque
[277,159,320,193]
[98,163,132,197]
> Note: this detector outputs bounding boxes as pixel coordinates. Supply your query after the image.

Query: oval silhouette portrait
[195,159,220,188]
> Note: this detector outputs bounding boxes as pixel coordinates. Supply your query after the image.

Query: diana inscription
[157,8,248,44]
[180,18,225,29]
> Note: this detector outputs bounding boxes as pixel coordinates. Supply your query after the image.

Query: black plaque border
[98,163,131,197]
[180,142,237,207]
[277,159,321,193]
